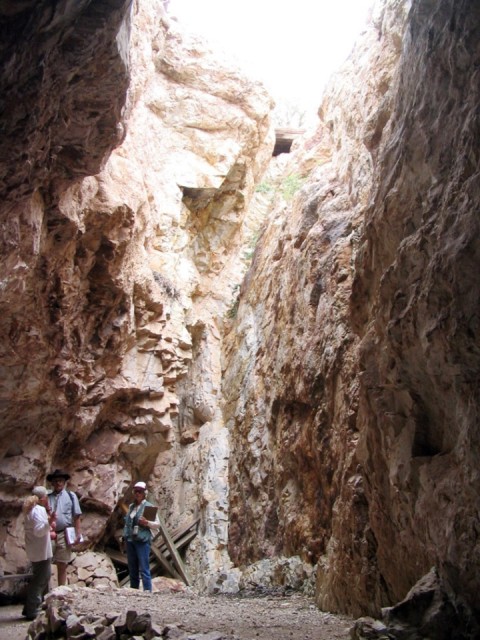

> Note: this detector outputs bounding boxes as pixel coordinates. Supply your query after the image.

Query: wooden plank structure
[273,127,305,156]
[106,516,199,587]
[0,573,32,582]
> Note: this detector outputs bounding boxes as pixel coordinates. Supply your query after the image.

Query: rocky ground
[0,584,354,640]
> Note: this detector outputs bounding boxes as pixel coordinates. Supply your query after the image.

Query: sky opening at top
[168,0,374,119]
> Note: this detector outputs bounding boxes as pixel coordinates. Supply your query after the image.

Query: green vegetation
[255,181,274,194]
[243,229,261,262]
[227,283,240,319]
[255,174,304,203]
[281,174,304,201]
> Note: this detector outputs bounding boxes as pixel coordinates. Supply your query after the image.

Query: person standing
[123,481,159,592]
[46,469,82,586]
[22,486,55,620]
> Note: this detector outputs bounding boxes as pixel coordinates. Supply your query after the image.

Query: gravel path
[0,604,30,640]
[0,586,355,640]
[61,586,353,639]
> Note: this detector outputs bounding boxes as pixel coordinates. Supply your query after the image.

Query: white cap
[32,486,48,498]
[134,481,147,491]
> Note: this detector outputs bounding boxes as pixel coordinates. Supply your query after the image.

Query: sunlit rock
[0,0,273,589]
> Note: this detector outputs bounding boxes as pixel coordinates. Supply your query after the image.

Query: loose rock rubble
[59,551,119,589]
[25,583,353,640]
[350,568,480,640]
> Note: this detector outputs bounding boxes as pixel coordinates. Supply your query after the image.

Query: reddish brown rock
[1,0,479,632]
[224,0,480,626]
[0,0,273,588]
[351,0,480,618]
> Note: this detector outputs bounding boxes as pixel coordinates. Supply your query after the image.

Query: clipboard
[142,505,158,521]
[65,527,84,546]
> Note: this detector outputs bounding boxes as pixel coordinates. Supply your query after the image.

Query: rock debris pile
[25,584,353,640]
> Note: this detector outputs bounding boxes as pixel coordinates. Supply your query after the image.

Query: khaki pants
[52,531,73,564]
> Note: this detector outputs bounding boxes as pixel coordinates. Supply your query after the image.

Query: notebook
[142,505,158,521]
[65,527,84,546]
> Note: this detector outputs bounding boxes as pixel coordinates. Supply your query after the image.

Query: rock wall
[223,0,408,615]
[0,0,273,588]
[224,0,480,624]
[351,0,480,620]
[1,0,479,627]
[0,0,135,573]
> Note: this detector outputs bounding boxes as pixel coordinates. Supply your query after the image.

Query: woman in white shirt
[22,486,55,620]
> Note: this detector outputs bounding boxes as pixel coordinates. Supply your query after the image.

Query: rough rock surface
[352,568,480,640]
[51,550,118,590]
[224,0,480,628]
[223,0,409,616]
[351,0,480,622]
[1,0,480,634]
[0,0,273,590]
[23,584,353,640]
[0,0,132,200]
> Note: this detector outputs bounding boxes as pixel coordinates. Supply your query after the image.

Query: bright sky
[168,0,373,114]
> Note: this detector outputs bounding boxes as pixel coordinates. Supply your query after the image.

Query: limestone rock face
[224,0,408,616]
[0,0,135,575]
[0,0,273,587]
[224,0,480,623]
[351,0,480,619]
[2,0,479,627]
[0,0,131,200]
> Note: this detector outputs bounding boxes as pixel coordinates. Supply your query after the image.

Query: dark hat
[46,469,71,481]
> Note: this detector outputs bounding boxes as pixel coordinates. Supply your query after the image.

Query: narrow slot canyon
[0,1,479,638]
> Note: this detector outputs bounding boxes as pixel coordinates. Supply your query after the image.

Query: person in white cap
[123,481,159,591]
[22,486,56,620]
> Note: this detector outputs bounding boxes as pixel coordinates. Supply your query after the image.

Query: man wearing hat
[46,469,82,585]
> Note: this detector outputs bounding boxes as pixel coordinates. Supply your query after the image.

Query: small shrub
[255,181,273,194]
[281,174,304,201]
[243,229,261,263]
[227,284,240,319]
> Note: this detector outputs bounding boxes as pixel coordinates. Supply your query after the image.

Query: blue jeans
[126,539,152,591]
